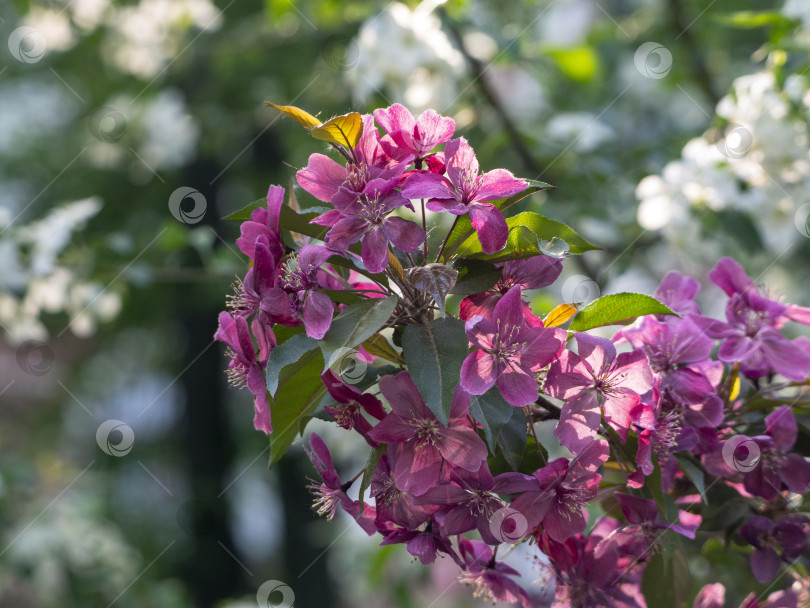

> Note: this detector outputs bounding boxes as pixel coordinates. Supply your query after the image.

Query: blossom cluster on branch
[216,103,810,606]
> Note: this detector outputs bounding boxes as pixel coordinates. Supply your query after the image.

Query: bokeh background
[2,0,810,606]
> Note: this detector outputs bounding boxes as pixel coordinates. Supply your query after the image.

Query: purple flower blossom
[296,115,407,206]
[367,372,487,496]
[460,286,565,407]
[739,514,809,583]
[271,245,336,339]
[694,257,810,381]
[746,405,810,500]
[379,515,462,566]
[546,333,654,454]
[319,177,425,273]
[457,539,534,608]
[236,184,285,264]
[595,493,701,558]
[414,463,507,545]
[214,311,273,434]
[305,433,376,534]
[495,440,609,542]
[321,370,386,446]
[629,398,697,490]
[373,103,455,162]
[460,256,563,327]
[370,453,438,529]
[401,137,527,254]
[539,518,647,608]
[694,584,798,608]
[655,270,702,316]
[229,235,282,319]
[621,316,723,428]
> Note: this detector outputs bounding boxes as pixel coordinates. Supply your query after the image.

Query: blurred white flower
[139,89,201,170]
[485,65,547,122]
[636,70,810,259]
[103,0,222,79]
[545,112,614,153]
[23,7,77,53]
[346,0,465,113]
[18,197,102,277]
[0,80,75,156]
[536,0,596,47]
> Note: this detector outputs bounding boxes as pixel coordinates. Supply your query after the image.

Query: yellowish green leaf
[265,102,322,129]
[311,112,363,149]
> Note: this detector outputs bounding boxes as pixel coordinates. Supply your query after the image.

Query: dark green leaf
[675,455,709,504]
[641,549,691,608]
[265,332,318,396]
[320,295,398,370]
[450,259,502,295]
[401,317,468,426]
[569,293,678,332]
[267,347,326,468]
[223,196,264,221]
[442,180,554,260]
[321,289,362,306]
[468,388,516,452]
[497,407,527,471]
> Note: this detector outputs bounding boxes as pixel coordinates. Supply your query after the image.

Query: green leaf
[442,180,554,260]
[714,10,797,29]
[453,212,598,262]
[545,45,600,82]
[361,333,405,365]
[359,445,384,509]
[278,204,329,241]
[223,196,264,221]
[468,388,516,452]
[569,293,678,332]
[265,332,319,396]
[641,549,691,608]
[496,407,527,471]
[450,259,501,295]
[320,296,398,370]
[401,317,468,426]
[267,347,326,468]
[675,455,709,504]
[321,289,362,306]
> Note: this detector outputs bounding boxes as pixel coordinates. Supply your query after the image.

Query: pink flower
[319,177,425,273]
[459,256,563,327]
[460,286,565,407]
[457,539,534,608]
[693,257,810,381]
[373,103,455,162]
[494,440,609,541]
[296,115,406,206]
[305,433,376,534]
[546,333,654,454]
[321,370,386,446]
[401,137,527,254]
[236,184,285,264]
[214,311,274,434]
[367,372,487,496]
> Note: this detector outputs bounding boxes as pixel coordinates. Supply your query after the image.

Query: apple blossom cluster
[216,103,810,606]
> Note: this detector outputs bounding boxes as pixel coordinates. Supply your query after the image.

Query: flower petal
[361,225,390,274]
[468,203,508,254]
[382,216,425,253]
[461,349,498,396]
